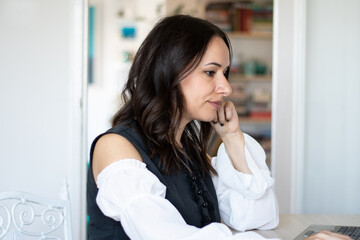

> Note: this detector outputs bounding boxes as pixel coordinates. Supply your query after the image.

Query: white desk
[255,214,360,240]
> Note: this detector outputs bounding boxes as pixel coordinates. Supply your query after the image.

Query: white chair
[0,184,71,240]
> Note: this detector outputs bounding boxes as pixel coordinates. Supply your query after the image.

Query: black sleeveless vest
[87,120,221,239]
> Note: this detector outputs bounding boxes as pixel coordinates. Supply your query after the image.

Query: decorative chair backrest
[0,191,71,240]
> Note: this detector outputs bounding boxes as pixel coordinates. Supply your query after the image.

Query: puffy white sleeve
[212,133,279,232]
[96,159,235,240]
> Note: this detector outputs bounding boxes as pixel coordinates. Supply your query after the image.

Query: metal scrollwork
[0,192,70,240]
[41,207,64,230]
[0,204,11,239]
[12,201,64,238]
[12,199,36,230]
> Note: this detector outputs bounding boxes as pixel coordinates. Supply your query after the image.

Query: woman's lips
[208,101,222,110]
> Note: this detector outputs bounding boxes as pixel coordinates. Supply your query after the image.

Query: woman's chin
[192,111,217,123]
[200,115,217,123]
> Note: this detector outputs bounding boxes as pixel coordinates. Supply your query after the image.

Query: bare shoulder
[92,133,143,182]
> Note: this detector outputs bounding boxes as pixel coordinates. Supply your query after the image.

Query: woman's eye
[205,71,215,76]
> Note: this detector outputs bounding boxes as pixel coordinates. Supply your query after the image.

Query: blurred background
[1,0,359,239]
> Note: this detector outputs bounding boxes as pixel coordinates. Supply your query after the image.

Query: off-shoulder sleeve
[211,133,279,232]
[96,159,237,240]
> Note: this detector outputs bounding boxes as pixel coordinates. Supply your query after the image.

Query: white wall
[302,0,360,213]
[273,0,360,214]
[88,0,165,152]
[0,0,87,238]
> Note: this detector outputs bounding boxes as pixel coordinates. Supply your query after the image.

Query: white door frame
[69,0,88,238]
[272,0,306,214]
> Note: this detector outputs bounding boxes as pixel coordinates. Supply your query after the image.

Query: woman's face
[180,36,232,124]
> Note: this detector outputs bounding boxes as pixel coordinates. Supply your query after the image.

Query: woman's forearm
[221,130,252,175]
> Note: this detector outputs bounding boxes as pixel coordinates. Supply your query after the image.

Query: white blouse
[96,133,279,240]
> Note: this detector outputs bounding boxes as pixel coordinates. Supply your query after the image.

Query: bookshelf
[239,116,271,124]
[230,74,272,82]
[165,0,273,167]
[227,31,272,39]
[204,0,273,168]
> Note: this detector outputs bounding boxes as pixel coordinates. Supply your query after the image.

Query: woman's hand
[305,231,353,240]
[210,101,242,139]
[210,101,251,174]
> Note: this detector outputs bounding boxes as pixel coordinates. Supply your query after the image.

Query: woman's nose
[215,75,232,97]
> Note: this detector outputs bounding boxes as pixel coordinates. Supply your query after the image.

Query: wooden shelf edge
[239,116,271,124]
[229,74,272,82]
[227,31,273,39]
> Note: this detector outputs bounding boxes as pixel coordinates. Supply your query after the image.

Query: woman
[87,14,279,239]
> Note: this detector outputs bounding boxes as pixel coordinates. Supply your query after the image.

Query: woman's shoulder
[96,119,143,158]
[95,133,142,161]
[92,120,144,182]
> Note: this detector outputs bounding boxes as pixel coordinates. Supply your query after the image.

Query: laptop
[294,225,360,240]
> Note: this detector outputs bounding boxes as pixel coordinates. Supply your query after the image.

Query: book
[205,2,233,32]
[233,2,253,32]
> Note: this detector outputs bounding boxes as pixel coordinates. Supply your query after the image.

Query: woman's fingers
[215,101,234,124]
[224,101,234,122]
[305,231,353,240]
[216,102,226,125]
[211,101,241,138]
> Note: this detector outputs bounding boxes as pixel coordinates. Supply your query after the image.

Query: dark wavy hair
[112,15,232,175]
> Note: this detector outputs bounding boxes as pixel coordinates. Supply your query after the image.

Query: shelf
[239,116,271,124]
[227,31,272,39]
[203,0,273,165]
[229,74,272,82]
